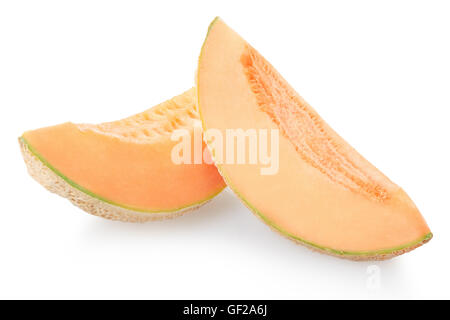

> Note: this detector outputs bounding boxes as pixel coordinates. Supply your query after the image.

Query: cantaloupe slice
[197,18,432,260]
[20,89,225,222]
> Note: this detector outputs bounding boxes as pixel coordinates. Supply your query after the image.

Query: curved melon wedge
[197,18,432,260]
[20,89,225,222]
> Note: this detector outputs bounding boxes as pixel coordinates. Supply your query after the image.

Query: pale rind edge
[19,137,224,222]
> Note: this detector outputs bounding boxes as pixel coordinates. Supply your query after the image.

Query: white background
[0,0,449,299]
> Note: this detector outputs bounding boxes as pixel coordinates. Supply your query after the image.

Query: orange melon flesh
[21,89,225,216]
[197,18,431,259]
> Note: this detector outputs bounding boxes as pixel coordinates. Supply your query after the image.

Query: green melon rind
[238,187,432,259]
[196,17,433,260]
[20,136,224,214]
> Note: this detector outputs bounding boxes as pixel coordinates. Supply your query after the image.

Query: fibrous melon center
[79,88,200,143]
[241,45,388,201]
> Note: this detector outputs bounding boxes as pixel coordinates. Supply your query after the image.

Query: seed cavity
[241,45,388,201]
[81,89,198,144]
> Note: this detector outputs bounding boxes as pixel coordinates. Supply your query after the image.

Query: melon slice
[197,18,432,260]
[20,89,225,222]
